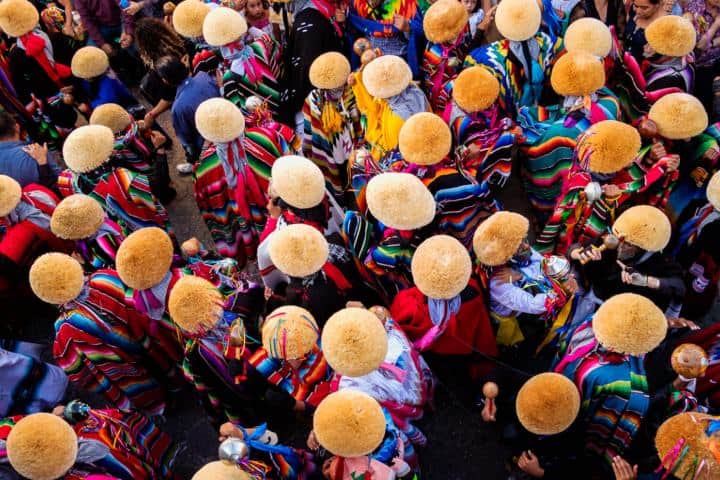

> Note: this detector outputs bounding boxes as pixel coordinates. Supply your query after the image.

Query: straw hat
[563,17,612,57]
[7,413,78,480]
[423,0,469,44]
[29,253,84,305]
[172,0,210,38]
[648,93,708,140]
[89,103,132,134]
[309,52,351,90]
[516,373,580,435]
[655,413,720,479]
[452,66,500,113]
[365,173,436,230]
[202,6,247,46]
[576,120,641,174]
[168,275,224,334]
[270,155,325,209]
[313,390,386,457]
[550,51,605,97]
[472,211,529,267]
[192,461,251,480]
[592,293,668,356]
[51,194,105,240]
[116,227,174,290]
[262,305,319,359]
[0,0,38,37]
[268,224,329,278]
[71,46,110,79]
[612,205,671,252]
[0,174,21,217]
[645,15,696,57]
[62,125,115,173]
[362,55,412,99]
[195,97,245,144]
[707,171,720,211]
[495,0,541,41]
[412,235,472,299]
[398,112,452,166]
[321,307,388,377]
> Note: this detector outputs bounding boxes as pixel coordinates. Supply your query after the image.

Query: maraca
[579,233,620,264]
[671,343,708,379]
[481,382,498,422]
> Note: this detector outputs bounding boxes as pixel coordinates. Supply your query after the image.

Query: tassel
[321,100,343,136]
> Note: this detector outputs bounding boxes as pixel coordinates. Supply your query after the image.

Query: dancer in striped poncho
[464,0,558,118]
[1,408,178,480]
[397,112,498,248]
[446,66,516,189]
[203,7,282,117]
[420,0,470,115]
[192,98,270,266]
[519,51,620,218]
[167,275,268,428]
[614,15,696,123]
[57,125,174,240]
[553,294,667,472]
[536,121,675,255]
[303,52,360,201]
[29,253,169,416]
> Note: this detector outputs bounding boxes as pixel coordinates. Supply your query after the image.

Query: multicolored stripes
[222,34,282,117]
[518,89,620,215]
[53,304,166,415]
[302,87,359,196]
[249,346,332,407]
[193,145,267,266]
[554,320,649,465]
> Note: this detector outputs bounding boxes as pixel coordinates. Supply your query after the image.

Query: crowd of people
[2,0,720,477]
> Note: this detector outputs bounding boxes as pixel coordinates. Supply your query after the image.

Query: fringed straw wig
[116,227,174,290]
[472,211,529,267]
[412,235,472,299]
[7,413,78,480]
[398,112,452,166]
[612,205,672,252]
[516,373,580,435]
[268,224,329,278]
[51,194,105,240]
[262,305,319,360]
[563,17,612,57]
[29,253,84,305]
[321,307,388,377]
[365,172,436,230]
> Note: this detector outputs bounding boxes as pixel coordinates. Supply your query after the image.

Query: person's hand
[561,276,579,295]
[347,73,356,86]
[264,286,274,300]
[62,93,75,105]
[52,405,66,416]
[334,7,346,22]
[649,143,667,162]
[23,142,48,166]
[62,22,76,38]
[307,430,321,451]
[667,317,700,330]
[150,130,166,148]
[642,42,656,58]
[120,32,133,49]
[393,14,410,32]
[602,184,621,198]
[143,111,156,129]
[480,398,496,422]
[518,451,544,478]
[218,422,243,442]
[478,5,496,31]
[619,267,646,287]
[690,166,709,187]
[664,154,680,172]
[570,246,602,263]
[672,375,692,390]
[266,198,281,219]
[124,0,144,15]
[611,456,637,480]
[101,43,115,55]
[346,300,365,309]
[492,266,522,284]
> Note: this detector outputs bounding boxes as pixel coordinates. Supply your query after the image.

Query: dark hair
[0,111,17,139]
[155,55,190,87]
[135,18,186,67]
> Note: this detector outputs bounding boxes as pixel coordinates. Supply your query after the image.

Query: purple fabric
[75,0,135,46]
